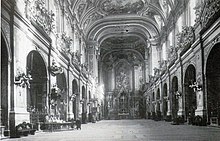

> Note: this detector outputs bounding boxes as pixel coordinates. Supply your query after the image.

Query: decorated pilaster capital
[149,36,159,46]
[87,40,99,54]
[87,40,98,47]
[156,45,162,51]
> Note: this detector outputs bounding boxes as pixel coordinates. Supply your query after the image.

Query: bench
[16,122,36,137]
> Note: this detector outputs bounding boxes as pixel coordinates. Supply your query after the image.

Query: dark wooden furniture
[15,122,36,137]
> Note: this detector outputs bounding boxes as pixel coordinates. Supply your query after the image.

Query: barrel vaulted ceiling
[70,0,178,60]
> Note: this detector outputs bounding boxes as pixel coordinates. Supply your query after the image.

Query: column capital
[86,40,99,49]
[156,45,162,51]
[149,36,159,46]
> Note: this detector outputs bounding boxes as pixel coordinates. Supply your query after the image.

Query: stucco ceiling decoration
[100,36,146,58]
[71,0,174,62]
[105,36,140,44]
[102,50,144,68]
[86,18,159,43]
[72,0,171,34]
[100,37,141,52]
[98,0,147,15]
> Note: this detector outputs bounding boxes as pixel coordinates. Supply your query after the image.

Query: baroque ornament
[77,3,86,20]
[71,50,81,67]
[81,63,89,76]
[25,0,55,34]
[153,67,160,78]
[195,0,220,28]
[57,32,73,54]
[99,0,145,15]
[50,59,63,76]
[176,26,195,49]
[82,12,103,31]
[50,84,61,102]
[189,82,202,92]
[159,60,167,72]
[15,67,32,88]
[167,46,177,64]
[148,75,155,83]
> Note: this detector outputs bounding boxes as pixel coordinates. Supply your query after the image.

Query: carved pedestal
[195,91,205,116]
[178,97,184,116]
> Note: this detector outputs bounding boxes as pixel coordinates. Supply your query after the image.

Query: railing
[41,122,74,132]
[30,112,47,124]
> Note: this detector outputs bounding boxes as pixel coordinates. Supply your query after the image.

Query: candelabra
[189,82,202,92]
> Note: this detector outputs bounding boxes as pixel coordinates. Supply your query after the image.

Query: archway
[82,86,86,123]
[57,73,67,121]
[1,35,9,129]
[118,91,129,119]
[184,65,196,124]
[88,91,92,122]
[163,83,168,118]
[172,76,178,119]
[72,79,78,119]
[27,51,47,123]
[206,44,220,125]
[152,92,156,119]
[156,88,161,119]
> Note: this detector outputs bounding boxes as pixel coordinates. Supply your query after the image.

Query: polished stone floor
[2,119,220,141]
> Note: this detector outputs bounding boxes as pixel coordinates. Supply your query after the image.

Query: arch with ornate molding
[184,64,196,124]
[56,73,68,121]
[81,85,86,123]
[163,83,168,119]
[72,79,78,120]
[26,50,48,123]
[156,88,161,119]
[206,44,220,126]
[171,76,178,120]
[86,17,159,43]
[1,33,10,130]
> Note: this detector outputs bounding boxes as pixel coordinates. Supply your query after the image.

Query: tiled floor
[2,119,220,141]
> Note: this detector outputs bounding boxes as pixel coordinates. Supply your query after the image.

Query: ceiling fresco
[99,0,146,15]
